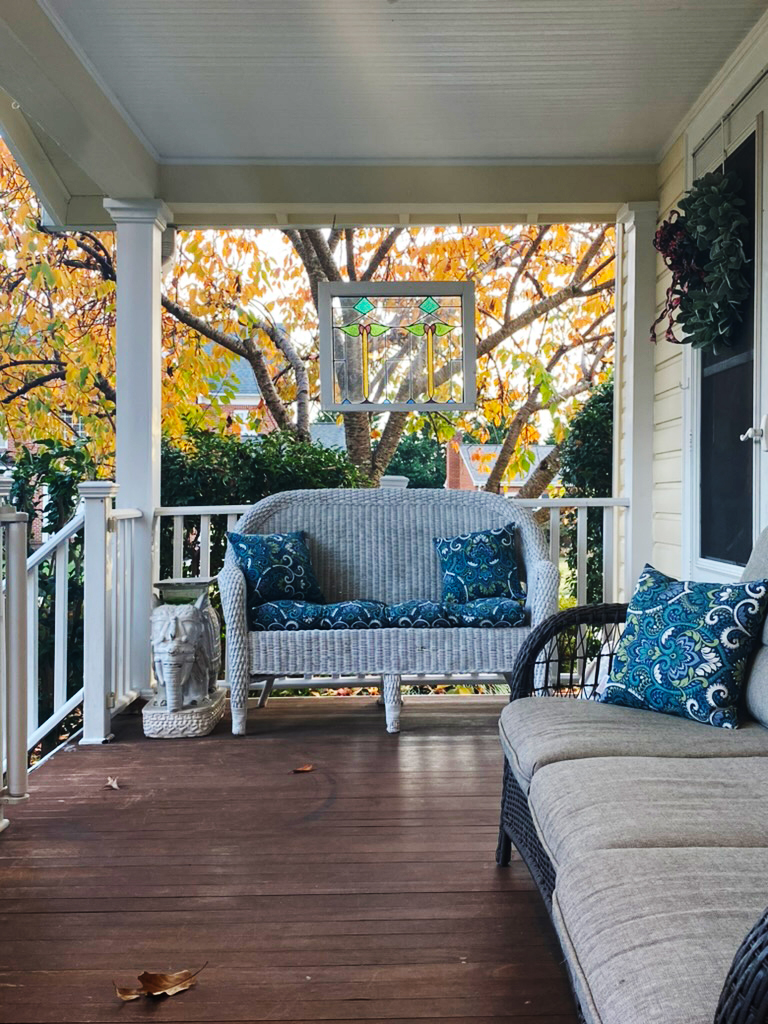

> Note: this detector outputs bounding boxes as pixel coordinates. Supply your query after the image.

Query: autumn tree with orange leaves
[0,139,615,491]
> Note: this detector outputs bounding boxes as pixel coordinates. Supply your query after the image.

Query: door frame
[682,87,767,581]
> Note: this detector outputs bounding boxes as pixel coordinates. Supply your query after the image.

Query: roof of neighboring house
[310,423,346,450]
[229,357,259,395]
[459,444,556,488]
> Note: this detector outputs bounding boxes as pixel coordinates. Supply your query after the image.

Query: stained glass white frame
[318,281,476,412]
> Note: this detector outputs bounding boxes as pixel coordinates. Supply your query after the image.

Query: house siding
[652,135,686,578]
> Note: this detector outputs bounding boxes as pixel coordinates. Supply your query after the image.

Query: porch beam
[617,201,658,594]
[103,198,170,695]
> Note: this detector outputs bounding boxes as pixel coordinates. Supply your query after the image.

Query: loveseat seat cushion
[384,600,456,628]
[449,596,526,627]
[552,847,768,1024]
[529,756,768,870]
[499,696,768,793]
[251,600,325,631]
[251,599,388,631]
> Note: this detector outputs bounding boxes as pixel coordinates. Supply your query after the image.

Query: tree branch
[1,370,65,403]
[361,228,403,281]
[161,294,294,432]
[345,228,357,281]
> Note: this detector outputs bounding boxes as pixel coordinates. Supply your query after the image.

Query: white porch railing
[26,510,85,755]
[513,498,630,605]
[2,483,143,830]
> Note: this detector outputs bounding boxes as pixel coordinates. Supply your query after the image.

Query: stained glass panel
[319,283,475,412]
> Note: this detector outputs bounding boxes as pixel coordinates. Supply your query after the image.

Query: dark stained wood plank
[0,697,577,1024]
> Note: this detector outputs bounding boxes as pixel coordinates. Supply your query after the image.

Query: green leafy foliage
[383,429,446,489]
[160,428,366,578]
[653,170,750,351]
[559,378,614,603]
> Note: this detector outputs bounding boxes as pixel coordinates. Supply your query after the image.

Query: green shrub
[559,377,614,603]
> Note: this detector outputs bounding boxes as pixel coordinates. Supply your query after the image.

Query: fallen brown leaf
[113,963,207,1001]
[104,777,119,790]
[113,984,141,1002]
[292,763,315,773]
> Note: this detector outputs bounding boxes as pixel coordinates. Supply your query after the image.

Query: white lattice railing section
[26,510,86,756]
[513,497,630,604]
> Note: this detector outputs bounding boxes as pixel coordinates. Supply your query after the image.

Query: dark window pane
[699,131,756,566]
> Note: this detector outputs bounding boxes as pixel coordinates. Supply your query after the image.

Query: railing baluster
[200,515,211,578]
[53,539,69,712]
[576,506,588,607]
[227,513,238,533]
[602,506,615,604]
[26,565,39,734]
[548,507,561,565]
[172,516,184,578]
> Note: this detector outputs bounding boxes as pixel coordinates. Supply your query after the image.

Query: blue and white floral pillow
[227,530,325,606]
[433,523,525,605]
[601,565,768,728]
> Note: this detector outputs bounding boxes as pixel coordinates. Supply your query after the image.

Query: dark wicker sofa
[496,599,768,1024]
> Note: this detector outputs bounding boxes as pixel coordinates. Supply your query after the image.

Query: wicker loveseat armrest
[507,602,628,701]
[715,904,768,1024]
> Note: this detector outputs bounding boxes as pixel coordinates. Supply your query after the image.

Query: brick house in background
[446,443,556,495]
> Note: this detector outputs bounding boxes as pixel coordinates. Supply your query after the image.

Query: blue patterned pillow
[228,530,325,606]
[317,600,388,630]
[601,565,768,728]
[386,600,456,628]
[433,523,524,604]
[250,600,325,632]
[450,597,526,628]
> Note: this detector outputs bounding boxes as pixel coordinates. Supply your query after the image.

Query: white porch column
[103,198,170,692]
[617,202,658,595]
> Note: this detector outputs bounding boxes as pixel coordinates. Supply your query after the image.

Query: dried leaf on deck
[292,763,315,773]
[104,777,120,790]
[113,984,141,1002]
[113,963,207,1001]
[138,963,207,997]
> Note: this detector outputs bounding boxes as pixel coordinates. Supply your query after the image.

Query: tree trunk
[343,411,374,478]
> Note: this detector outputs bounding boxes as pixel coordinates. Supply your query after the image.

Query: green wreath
[652,170,751,351]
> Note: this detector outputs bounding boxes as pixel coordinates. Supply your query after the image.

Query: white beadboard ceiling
[39,0,768,163]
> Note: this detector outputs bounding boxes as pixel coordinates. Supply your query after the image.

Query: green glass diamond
[419,296,440,315]
[353,297,375,315]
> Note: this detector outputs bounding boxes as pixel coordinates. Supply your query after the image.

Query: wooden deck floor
[0,696,578,1024]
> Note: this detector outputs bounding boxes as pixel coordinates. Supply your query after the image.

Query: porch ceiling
[0,0,766,227]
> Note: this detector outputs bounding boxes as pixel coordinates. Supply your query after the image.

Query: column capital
[103,198,171,229]
[78,481,119,500]
[617,201,658,227]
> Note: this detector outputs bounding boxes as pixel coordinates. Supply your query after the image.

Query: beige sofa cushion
[499,697,768,792]
[529,756,768,869]
[553,847,768,1024]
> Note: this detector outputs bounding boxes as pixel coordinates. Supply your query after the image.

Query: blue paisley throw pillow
[601,565,768,728]
[228,530,325,606]
[433,523,524,604]
[450,596,526,628]
[386,600,456,628]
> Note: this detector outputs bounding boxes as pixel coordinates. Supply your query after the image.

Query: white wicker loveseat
[218,488,559,735]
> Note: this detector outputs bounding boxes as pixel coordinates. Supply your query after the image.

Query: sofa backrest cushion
[229,489,548,609]
[741,525,768,727]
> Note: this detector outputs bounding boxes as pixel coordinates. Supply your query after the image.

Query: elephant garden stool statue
[143,591,226,738]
